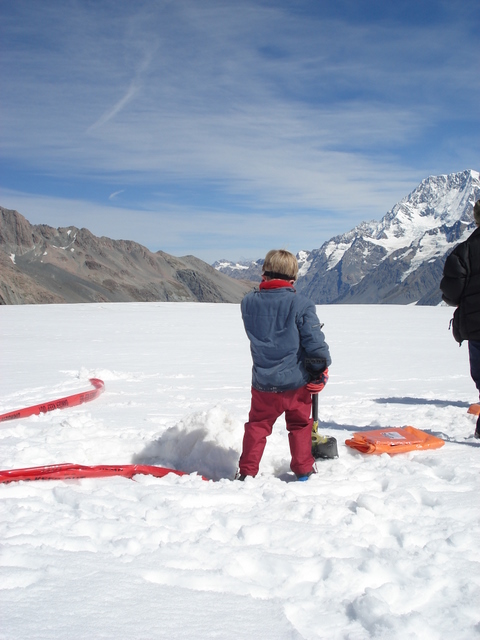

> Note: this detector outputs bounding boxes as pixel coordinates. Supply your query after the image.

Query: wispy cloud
[1,0,479,261]
[88,84,140,133]
[108,189,125,200]
[87,46,157,133]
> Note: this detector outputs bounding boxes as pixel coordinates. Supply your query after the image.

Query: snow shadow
[427,429,480,448]
[316,419,360,432]
[132,406,242,481]
[374,396,471,408]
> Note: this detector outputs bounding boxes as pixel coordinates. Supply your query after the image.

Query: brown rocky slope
[0,207,254,304]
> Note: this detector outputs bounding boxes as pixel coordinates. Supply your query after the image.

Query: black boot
[475,416,480,439]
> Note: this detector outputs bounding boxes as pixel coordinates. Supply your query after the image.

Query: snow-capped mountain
[216,169,480,305]
[298,169,479,305]
[212,251,324,283]
[211,258,264,283]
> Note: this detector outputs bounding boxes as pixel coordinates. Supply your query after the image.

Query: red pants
[239,386,314,477]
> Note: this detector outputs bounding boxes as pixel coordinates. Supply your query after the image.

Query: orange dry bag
[345,426,444,455]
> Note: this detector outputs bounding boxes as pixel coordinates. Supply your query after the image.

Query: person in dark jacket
[237,249,332,480]
[440,199,480,438]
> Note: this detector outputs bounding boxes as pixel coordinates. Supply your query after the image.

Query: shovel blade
[312,435,338,459]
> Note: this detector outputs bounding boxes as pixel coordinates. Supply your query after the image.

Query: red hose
[0,378,105,423]
[0,462,206,483]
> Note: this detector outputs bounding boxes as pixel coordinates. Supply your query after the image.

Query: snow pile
[1,302,479,639]
[133,405,242,481]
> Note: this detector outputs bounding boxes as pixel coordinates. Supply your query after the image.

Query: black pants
[468,340,480,395]
[468,341,480,435]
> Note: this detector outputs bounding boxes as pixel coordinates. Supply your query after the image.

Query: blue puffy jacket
[241,285,331,392]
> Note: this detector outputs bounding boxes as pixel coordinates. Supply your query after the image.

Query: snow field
[0,302,479,639]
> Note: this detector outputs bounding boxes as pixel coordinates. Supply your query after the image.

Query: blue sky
[1,0,479,263]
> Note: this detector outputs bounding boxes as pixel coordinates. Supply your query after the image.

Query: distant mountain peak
[297,168,480,305]
[215,169,480,305]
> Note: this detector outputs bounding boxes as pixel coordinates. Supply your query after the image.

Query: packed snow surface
[1,302,479,640]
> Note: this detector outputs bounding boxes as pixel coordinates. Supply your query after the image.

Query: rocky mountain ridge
[215,169,480,305]
[0,208,254,305]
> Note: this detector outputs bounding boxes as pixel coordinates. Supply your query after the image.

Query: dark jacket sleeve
[440,245,468,307]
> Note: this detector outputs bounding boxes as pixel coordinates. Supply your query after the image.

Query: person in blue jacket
[237,249,332,480]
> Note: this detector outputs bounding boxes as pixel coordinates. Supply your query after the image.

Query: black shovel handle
[312,392,319,422]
